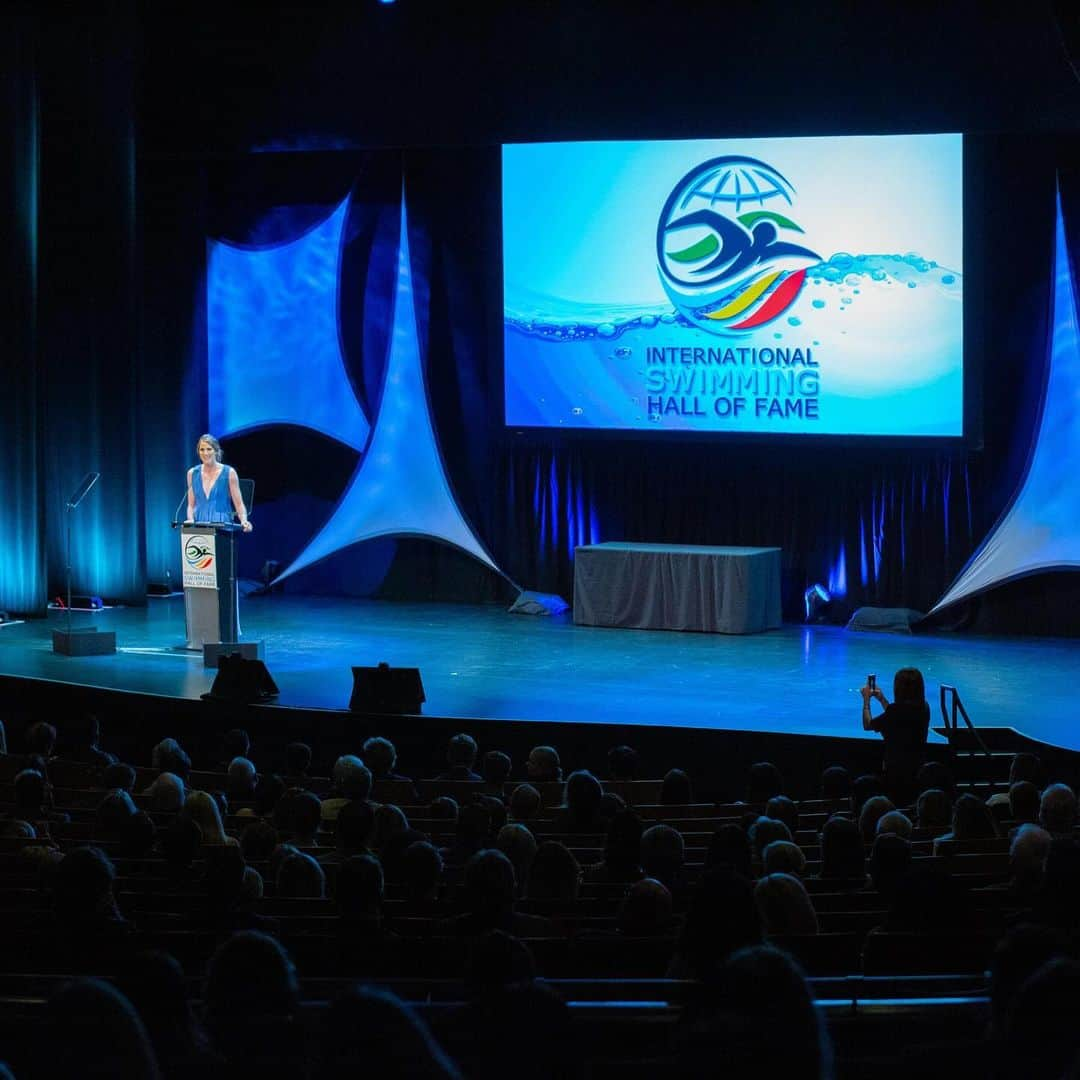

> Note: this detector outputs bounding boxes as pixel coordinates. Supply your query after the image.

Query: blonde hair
[182,790,228,845]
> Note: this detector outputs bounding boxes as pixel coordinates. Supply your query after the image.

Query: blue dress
[190,465,236,524]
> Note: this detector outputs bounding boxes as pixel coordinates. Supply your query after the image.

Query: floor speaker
[349,662,425,714]
[203,653,279,703]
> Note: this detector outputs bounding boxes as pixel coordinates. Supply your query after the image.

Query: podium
[181,523,261,666]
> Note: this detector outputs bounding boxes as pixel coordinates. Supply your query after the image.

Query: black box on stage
[52,627,116,656]
[202,653,279,703]
[203,640,265,668]
[349,662,425,714]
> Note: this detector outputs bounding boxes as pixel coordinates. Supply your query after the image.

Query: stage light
[804,583,831,622]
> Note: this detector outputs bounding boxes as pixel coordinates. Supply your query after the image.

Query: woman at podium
[185,434,253,531]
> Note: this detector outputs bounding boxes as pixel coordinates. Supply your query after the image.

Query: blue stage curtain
[0,13,46,615]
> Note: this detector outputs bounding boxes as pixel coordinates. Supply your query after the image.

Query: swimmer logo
[657,156,820,335]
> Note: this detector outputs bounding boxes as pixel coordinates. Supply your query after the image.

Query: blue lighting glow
[933,187,1080,611]
[207,198,370,451]
[273,193,504,584]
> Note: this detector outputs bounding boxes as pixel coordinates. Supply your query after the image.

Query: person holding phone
[860,667,930,806]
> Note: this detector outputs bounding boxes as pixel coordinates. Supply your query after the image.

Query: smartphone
[868,673,877,691]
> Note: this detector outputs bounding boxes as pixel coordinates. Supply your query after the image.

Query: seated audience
[145,771,185,812]
[429,795,459,821]
[617,877,674,936]
[277,849,326,898]
[14,767,69,825]
[43,977,160,1079]
[988,752,1045,815]
[445,848,555,936]
[160,818,202,884]
[195,845,275,933]
[203,931,302,1069]
[607,743,639,782]
[585,809,645,883]
[151,737,191,781]
[881,863,973,933]
[1003,823,1052,904]
[284,741,312,781]
[989,923,1077,1039]
[120,949,218,1075]
[914,760,955,800]
[820,764,851,800]
[226,756,257,802]
[706,823,753,879]
[96,789,138,842]
[525,840,581,905]
[875,809,913,839]
[915,787,951,831]
[59,713,116,769]
[481,750,512,798]
[754,872,819,935]
[933,792,1000,851]
[765,794,798,834]
[858,794,895,841]
[669,868,762,982]
[364,735,418,796]
[371,802,409,852]
[101,762,136,793]
[322,755,372,821]
[818,815,866,883]
[747,816,792,869]
[334,853,386,930]
[318,985,462,1080]
[52,845,133,943]
[868,833,912,899]
[508,783,541,822]
[676,945,832,1080]
[1033,838,1080,929]
[437,733,483,782]
[1007,780,1041,825]
[747,761,784,803]
[560,768,603,830]
[220,728,251,771]
[400,840,445,905]
[525,745,562,783]
[24,720,58,759]
[1001,956,1080,1077]
[642,823,688,898]
[850,773,884,819]
[240,771,285,821]
[182,790,232,846]
[661,768,693,805]
[441,802,493,870]
[240,819,279,862]
[322,797,375,864]
[496,823,538,896]
[762,839,806,877]
[1039,782,1078,836]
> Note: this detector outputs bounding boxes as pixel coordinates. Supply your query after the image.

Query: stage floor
[2,596,1079,750]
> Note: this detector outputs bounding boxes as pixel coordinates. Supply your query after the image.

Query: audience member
[246,772,286,820]
[481,750,512,797]
[371,802,409,852]
[858,794,895,841]
[820,764,851,800]
[44,977,161,1079]
[496,823,538,895]
[876,809,913,839]
[861,667,930,804]
[59,713,116,769]
[447,849,555,936]
[464,930,536,998]
[226,756,257,801]
[915,787,951,830]
[24,720,57,759]
[1039,782,1078,836]
[145,771,185,812]
[607,744,639,782]
[818,815,866,883]
[364,735,418,798]
[151,737,191,781]
[181,790,231,846]
[240,819,279,861]
[102,762,136,793]
[868,833,912,899]
[659,767,693,805]
[277,850,326,897]
[850,773,884,819]
[561,769,603,829]
[1004,823,1052,904]
[284,741,312,781]
[914,760,955,800]
[705,823,753,879]
[747,761,784,803]
[585,809,645,883]
[933,792,1000,851]
[754,873,819,935]
[96,788,138,841]
[641,823,687,894]
[762,839,806,877]
[437,733,482,782]
[525,745,562,783]
[508,783,541,822]
[617,877,674,936]
[1007,780,1041,824]
[429,795,459,821]
[765,794,799,834]
[400,840,444,905]
[988,752,1045,815]
[1034,837,1080,929]
[14,767,69,825]
[322,755,372,821]
[747,816,792,868]
[669,869,762,982]
[220,728,251,770]
[323,798,375,864]
[441,802,493,870]
[525,841,581,904]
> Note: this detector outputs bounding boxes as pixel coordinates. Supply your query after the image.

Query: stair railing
[939,684,993,769]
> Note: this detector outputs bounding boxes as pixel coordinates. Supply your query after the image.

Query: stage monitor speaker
[350,662,425,714]
[202,653,279,703]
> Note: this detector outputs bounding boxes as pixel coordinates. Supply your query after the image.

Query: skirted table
[573,542,782,634]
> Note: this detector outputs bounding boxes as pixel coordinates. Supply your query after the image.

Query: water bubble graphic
[821,267,841,282]
[571,407,583,415]
[788,316,802,326]
[773,333,782,339]
[844,274,860,286]
[660,313,676,324]
[942,274,955,285]
[833,253,854,270]
[841,296,852,305]
[597,323,616,338]
[640,314,657,327]
[615,346,632,357]
[907,281,917,288]
[812,299,826,309]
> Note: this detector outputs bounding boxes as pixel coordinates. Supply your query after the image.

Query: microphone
[171,491,189,529]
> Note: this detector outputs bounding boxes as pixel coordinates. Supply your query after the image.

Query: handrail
[939,684,993,761]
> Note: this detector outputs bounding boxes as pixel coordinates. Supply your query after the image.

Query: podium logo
[656,155,820,335]
[184,540,214,571]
